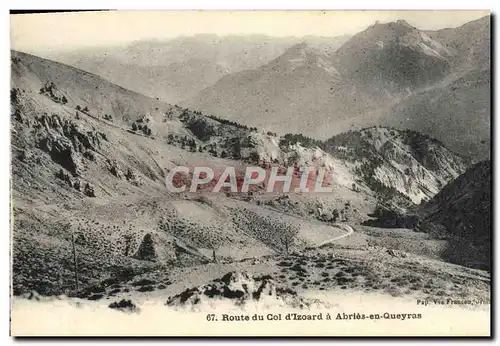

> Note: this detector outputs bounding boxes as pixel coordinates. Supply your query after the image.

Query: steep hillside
[279,126,468,204]
[173,109,468,205]
[383,68,490,159]
[11,50,171,125]
[426,15,490,71]
[10,51,475,299]
[10,51,362,296]
[381,15,491,160]
[183,42,382,136]
[367,16,491,160]
[418,160,491,270]
[185,20,457,132]
[11,48,466,207]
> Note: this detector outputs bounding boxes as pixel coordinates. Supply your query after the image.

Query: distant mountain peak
[362,19,417,38]
[395,19,413,28]
[334,17,452,91]
[268,42,340,76]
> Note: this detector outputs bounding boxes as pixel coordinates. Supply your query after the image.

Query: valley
[9,12,491,336]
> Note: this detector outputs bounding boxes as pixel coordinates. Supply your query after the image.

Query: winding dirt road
[319,223,354,247]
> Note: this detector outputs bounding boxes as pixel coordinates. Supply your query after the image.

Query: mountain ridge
[36,34,350,103]
[184,16,490,159]
[10,47,488,304]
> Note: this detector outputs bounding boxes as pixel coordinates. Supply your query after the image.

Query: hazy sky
[11,10,489,54]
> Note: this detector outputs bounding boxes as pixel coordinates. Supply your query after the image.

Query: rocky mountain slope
[426,16,490,71]
[182,41,380,137]
[184,16,490,160]
[175,108,468,204]
[383,16,491,159]
[10,50,474,299]
[334,20,452,93]
[279,126,468,204]
[383,68,490,159]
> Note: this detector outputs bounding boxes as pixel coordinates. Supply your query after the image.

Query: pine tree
[134,233,156,261]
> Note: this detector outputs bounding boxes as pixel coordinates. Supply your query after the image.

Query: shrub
[109,299,138,312]
[137,285,155,292]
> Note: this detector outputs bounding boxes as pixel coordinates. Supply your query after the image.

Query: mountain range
[32,17,490,159]
[184,16,490,160]
[40,35,350,103]
[11,49,485,294]
[10,14,491,311]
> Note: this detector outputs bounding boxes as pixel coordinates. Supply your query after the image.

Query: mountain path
[318,224,354,247]
[260,205,356,247]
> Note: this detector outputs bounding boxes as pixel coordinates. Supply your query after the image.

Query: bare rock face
[166,271,326,309]
[56,168,73,185]
[83,183,96,197]
[38,134,82,176]
[55,168,91,196]
[34,113,106,176]
[73,179,82,191]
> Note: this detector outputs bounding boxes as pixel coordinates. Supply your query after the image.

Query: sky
[10,10,489,54]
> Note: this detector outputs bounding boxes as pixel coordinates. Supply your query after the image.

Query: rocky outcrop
[166,271,326,309]
[39,81,68,105]
[34,113,107,176]
[335,20,452,92]
[386,249,408,258]
[125,168,142,186]
[38,135,82,176]
[107,159,124,179]
[55,168,95,197]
